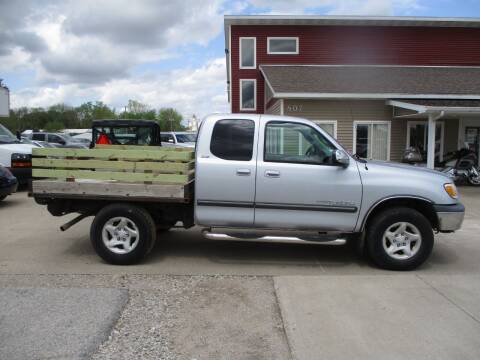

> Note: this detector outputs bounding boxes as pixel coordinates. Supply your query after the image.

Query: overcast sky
[1,0,480,119]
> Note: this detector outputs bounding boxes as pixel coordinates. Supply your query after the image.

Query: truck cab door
[195,117,258,227]
[254,118,362,231]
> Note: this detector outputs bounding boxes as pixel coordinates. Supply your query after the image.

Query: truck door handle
[236,169,251,176]
[265,170,280,178]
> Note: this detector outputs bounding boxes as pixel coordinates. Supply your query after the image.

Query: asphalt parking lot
[1,188,480,359]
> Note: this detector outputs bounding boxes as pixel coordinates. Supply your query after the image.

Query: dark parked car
[28,132,88,148]
[0,164,18,201]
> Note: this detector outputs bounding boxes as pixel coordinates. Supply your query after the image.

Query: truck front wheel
[366,207,434,271]
[90,203,156,265]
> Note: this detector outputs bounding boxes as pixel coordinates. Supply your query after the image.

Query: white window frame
[353,121,391,161]
[406,120,445,162]
[267,37,299,55]
[240,79,257,111]
[239,37,256,69]
[313,120,337,138]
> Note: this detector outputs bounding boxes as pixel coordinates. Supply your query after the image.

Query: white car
[160,131,197,148]
[0,124,36,184]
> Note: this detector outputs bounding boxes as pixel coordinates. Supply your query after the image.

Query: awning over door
[387,99,480,117]
[387,99,480,168]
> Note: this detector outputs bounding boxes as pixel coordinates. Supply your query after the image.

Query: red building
[224,15,480,168]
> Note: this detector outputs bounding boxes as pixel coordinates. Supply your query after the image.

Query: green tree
[158,108,185,131]
[44,120,65,131]
[76,101,116,127]
[127,99,149,114]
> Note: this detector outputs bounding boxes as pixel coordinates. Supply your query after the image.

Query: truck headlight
[444,183,458,199]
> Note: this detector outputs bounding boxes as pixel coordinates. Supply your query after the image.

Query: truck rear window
[210,119,255,161]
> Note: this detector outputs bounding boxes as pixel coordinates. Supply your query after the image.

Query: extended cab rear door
[195,115,258,227]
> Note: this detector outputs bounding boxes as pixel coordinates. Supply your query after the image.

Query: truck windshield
[0,124,20,144]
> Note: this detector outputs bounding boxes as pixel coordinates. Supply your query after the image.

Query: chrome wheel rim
[382,222,422,260]
[102,217,140,254]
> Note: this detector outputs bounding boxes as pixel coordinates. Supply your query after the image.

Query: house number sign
[287,104,303,112]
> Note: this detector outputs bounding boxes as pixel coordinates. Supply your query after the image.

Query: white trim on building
[267,37,299,55]
[239,37,256,69]
[353,120,391,161]
[312,120,338,138]
[240,79,257,111]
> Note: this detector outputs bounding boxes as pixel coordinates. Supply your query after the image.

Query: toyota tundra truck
[31,114,465,270]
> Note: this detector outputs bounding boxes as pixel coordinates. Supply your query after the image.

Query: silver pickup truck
[32,114,465,270]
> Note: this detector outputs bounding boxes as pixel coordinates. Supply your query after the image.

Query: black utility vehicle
[91,119,161,147]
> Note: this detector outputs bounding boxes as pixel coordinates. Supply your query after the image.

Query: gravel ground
[93,276,291,360]
[0,274,291,360]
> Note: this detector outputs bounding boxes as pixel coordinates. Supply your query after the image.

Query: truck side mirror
[333,150,349,167]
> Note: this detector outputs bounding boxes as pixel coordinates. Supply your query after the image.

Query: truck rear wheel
[366,207,433,271]
[90,203,156,265]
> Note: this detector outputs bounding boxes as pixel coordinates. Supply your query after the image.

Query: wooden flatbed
[30,144,194,202]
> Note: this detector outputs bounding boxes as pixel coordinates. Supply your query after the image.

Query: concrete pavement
[275,275,480,360]
[0,287,128,360]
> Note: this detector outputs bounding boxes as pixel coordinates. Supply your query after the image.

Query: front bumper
[434,203,465,232]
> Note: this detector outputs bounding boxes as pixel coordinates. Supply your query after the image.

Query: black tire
[467,170,480,186]
[366,207,434,271]
[345,233,366,257]
[0,195,6,202]
[90,203,156,265]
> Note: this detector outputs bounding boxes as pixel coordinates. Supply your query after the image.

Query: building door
[407,121,444,162]
[254,119,362,232]
[465,127,480,164]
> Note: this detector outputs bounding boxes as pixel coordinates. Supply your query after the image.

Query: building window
[267,37,299,54]
[240,79,256,111]
[239,37,256,69]
[313,120,337,138]
[210,119,255,161]
[354,121,390,160]
[264,121,336,165]
[407,121,444,162]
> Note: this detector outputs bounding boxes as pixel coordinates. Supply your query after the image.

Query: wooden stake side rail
[33,147,194,162]
[32,180,192,202]
[33,158,194,174]
[32,147,195,185]
[95,144,192,151]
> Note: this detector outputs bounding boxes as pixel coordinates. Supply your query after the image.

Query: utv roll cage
[91,119,161,147]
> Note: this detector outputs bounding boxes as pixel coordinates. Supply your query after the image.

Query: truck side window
[161,134,174,143]
[32,133,45,141]
[210,119,255,161]
[48,134,63,143]
[264,121,336,165]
